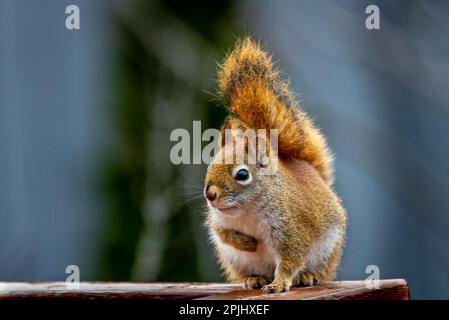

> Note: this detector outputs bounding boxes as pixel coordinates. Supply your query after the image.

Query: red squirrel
[204,38,347,293]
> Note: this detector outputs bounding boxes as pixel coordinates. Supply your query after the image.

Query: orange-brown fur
[218,38,334,184]
[204,38,347,293]
[215,228,258,252]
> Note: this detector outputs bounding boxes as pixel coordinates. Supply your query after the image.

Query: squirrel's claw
[293,273,318,287]
[262,279,291,293]
[244,276,268,289]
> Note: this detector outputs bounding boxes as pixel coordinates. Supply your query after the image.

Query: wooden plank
[0,280,409,300]
[0,282,241,300]
[198,279,410,300]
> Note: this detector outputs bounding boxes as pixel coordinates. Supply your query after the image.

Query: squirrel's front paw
[243,276,268,289]
[262,279,291,293]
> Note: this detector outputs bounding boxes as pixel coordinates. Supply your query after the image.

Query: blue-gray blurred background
[1,0,448,299]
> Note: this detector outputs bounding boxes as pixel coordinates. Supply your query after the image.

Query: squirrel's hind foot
[243,276,268,289]
[292,272,321,287]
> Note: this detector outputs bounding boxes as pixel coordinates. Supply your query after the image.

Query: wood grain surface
[0,279,410,300]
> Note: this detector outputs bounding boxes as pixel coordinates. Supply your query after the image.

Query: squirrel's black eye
[235,169,249,181]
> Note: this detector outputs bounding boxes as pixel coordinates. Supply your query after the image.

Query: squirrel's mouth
[208,199,240,212]
[216,205,237,211]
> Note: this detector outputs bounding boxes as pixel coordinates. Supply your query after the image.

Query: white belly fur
[209,206,277,279]
[209,206,340,279]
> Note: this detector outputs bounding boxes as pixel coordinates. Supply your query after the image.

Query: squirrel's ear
[257,153,269,168]
[220,116,246,147]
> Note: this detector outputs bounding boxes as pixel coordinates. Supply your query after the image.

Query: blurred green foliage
[98,0,238,281]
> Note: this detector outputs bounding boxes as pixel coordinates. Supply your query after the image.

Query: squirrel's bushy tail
[218,38,334,184]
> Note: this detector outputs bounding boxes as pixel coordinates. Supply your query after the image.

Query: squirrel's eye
[235,169,249,181]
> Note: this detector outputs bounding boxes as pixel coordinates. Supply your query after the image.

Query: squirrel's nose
[204,184,218,202]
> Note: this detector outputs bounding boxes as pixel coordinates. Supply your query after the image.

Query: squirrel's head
[204,134,276,214]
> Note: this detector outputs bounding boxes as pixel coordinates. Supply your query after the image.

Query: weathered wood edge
[0,282,242,300]
[198,279,410,300]
[0,280,409,300]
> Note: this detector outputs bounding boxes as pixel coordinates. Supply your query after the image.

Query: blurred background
[1,0,448,299]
